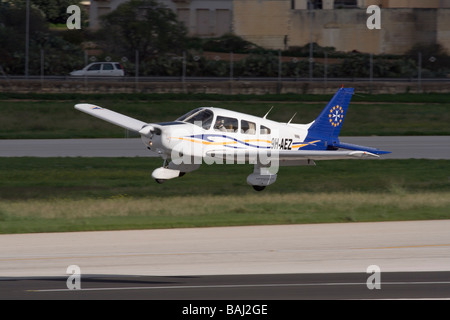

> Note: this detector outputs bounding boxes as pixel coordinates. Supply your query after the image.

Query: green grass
[1,192,449,234]
[0,96,449,138]
[0,158,449,233]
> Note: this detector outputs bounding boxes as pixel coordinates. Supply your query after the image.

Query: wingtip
[74,103,98,110]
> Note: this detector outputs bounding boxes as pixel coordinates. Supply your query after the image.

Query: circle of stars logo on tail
[329,105,344,127]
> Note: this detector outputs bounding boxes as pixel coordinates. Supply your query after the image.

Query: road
[3,272,450,300]
[0,136,449,159]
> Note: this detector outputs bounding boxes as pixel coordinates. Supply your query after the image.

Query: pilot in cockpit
[215,119,226,131]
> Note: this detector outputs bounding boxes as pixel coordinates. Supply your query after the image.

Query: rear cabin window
[241,120,256,135]
[214,116,238,133]
[260,125,271,135]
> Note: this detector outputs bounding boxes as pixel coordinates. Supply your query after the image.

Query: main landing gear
[252,185,266,192]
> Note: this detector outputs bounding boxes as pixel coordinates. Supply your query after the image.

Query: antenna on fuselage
[263,106,274,119]
[287,112,297,124]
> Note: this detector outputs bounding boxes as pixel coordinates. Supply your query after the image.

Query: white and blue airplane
[75,87,390,191]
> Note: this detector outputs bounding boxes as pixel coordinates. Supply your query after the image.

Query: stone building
[89,0,233,37]
[233,0,450,54]
[88,0,450,54]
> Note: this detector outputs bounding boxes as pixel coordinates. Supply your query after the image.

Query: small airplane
[75,87,390,191]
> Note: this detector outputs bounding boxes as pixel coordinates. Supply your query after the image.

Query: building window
[309,0,323,9]
[215,9,231,36]
[177,8,190,29]
[334,0,358,8]
[196,9,211,36]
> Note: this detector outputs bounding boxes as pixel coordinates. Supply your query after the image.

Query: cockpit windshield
[176,108,214,130]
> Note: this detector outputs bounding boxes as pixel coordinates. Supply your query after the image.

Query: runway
[1,221,450,299]
[0,136,449,159]
[3,272,450,300]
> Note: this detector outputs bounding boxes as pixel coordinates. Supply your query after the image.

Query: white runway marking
[28,281,450,293]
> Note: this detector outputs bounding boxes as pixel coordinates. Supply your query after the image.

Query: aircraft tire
[252,185,266,192]
[155,179,166,184]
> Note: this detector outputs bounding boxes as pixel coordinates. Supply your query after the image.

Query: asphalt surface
[0,136,449,159]
[1,221,450,300]
[2,272,450,300]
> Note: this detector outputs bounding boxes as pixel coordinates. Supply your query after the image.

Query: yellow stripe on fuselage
[291,140,321,149]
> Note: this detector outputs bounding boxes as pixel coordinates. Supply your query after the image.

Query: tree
[0,1,48,74]
[407,43,450,75]
[32,0,82,25]
[97,0,187,61]
[0,1,84,75]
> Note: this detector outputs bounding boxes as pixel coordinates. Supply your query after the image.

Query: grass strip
[0,158,449,233]
[1,99,450,138]
[1,192,449,234]
[1,158,449,199]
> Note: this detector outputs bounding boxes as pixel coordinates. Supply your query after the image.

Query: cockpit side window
[177,108,214,130]
[241,120,256,135]
[176,108,203,122]
[214,116,238,133]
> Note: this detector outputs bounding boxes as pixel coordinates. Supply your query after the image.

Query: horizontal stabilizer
[335,142,391,155]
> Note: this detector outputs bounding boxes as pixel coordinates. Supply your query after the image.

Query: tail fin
[308,87,354,140]
[304,87,390,155]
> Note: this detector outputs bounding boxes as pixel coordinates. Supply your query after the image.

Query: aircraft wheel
[252,185,266,192]
[155,179,166,184]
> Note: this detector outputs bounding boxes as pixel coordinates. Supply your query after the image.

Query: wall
[1,79,448,95]
[437,9,450,51]
[233,0,450,54]
[233,0,291,49]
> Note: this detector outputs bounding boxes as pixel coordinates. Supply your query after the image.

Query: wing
[206,149,379,162]
[75,103,148,132]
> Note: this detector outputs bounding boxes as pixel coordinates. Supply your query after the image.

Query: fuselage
[141,107,317,160]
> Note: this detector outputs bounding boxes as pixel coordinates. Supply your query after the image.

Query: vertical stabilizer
[308,87,354,140]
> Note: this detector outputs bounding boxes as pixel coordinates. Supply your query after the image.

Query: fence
[1,49,448,94]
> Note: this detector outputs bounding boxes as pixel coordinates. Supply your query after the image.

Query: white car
[70,62,125,77]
